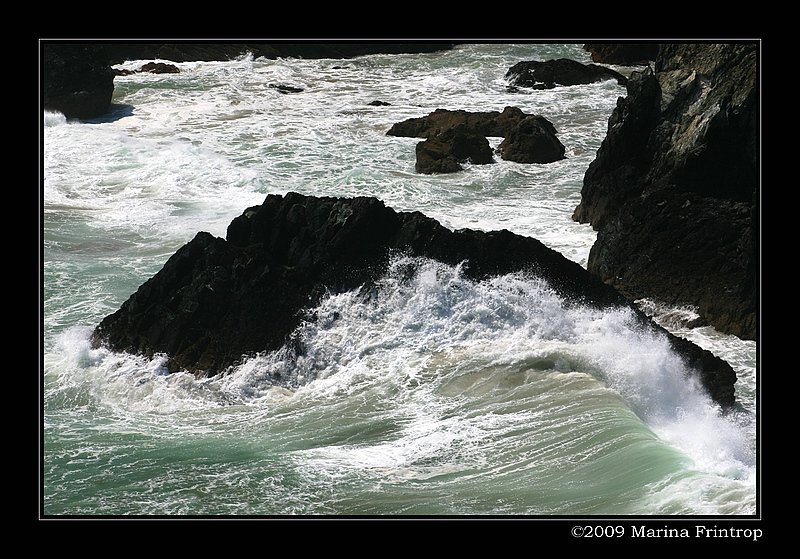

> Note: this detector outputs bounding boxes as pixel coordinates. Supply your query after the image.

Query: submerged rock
[573,43,757,340]
[368,100,392,106]
[42,43,115,119]
[269,83,304,94]
[506,58,628,89]
[583,43,659,65]
[92,192,737,407]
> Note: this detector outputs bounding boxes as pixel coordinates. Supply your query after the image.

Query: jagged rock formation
[92,192,737,406]
[573,43,757,340]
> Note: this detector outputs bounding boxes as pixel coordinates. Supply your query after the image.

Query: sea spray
[46,257,754,514]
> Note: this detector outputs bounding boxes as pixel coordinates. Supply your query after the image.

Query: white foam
[215,257,754,482]
[44,110,67,127]
[46,326,236,416]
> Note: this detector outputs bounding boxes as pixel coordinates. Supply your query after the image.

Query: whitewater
[42,43,756,515]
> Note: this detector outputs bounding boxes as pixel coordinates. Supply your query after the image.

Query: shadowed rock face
[583,43,659,65]
[92,193,737,407]
[573,43,758,340]
[42,43,115,119]
[505,58,628,89]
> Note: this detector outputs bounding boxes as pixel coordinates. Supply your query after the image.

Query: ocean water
[42,43,757,516]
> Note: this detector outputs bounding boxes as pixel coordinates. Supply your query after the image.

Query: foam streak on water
[43,44,756,516]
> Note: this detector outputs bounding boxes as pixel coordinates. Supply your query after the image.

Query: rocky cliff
[573,43,758,340]
[583,43,659,65]
[42,43,115,119]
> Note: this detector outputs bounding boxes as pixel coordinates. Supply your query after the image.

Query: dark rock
[368,100,391,106]
[104,43,458,64]
[388,106,531,138]
[114,68,136,76]
[506,58,628,89]
[415,125,494,174]
[573,67,661,227]
[574,43,757,340]
[583,43,659,65]
[389,107,565,167]
[497,116,566,164]
[91,192,737,406]
[42,43,115,119]
[139,62,180,74]
[269,84,304,94]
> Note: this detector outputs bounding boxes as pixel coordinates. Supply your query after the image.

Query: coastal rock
[389,107,565,168]
[388,106,530,138]
[506,58,628,89]
[42,43,115,119]
[139,62,180,74]
[497,116,566,164]
[415,125,494,173]
[583,43,659,65]
[269,84,304,94]
[368,100,391,106]
[573,43,757,340]
[92,192,737,407]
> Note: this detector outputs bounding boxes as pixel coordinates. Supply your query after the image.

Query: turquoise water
[42,44,756,515]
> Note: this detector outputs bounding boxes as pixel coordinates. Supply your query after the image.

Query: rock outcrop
[506,58,628,89]
[388,107,565,170]
[415,125,494,173]
[583,43,659,65]
[497,116,566,164]
[139,62,180,74]
[92,192,737,407]
[42,43,115,119]
[388,106,532,138]
[573,43,757,340]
